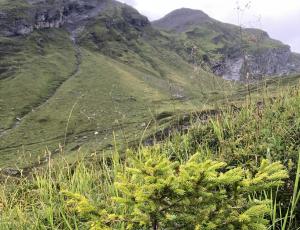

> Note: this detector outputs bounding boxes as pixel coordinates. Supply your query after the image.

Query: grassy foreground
[1,83,300,229]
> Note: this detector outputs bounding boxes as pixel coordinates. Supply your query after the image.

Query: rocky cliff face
[1,0,66,36]
[0,0,149,37]
[216,46,300,81]
[1,3,299,81]
[247,47,299,78]
[154,8,300,81]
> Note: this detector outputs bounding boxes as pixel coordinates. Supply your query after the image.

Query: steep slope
[153,8,300,80]
[0,1,233,167]
[0,0,115,36]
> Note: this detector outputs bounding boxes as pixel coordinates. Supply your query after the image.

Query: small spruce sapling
[63,148,288,230]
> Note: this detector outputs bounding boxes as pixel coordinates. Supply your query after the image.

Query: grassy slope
[0,26,235,168]
[0,26,299,168]
[0,29,77,129]
[0,2,299,168]
[0,0,30,9]
[1,81,300,229]
[0,1,238,168]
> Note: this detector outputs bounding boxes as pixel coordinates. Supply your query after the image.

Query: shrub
[63,148,288,230]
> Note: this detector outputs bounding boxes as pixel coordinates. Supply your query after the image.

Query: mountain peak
[153,8,211,32]
[166,8,209,17]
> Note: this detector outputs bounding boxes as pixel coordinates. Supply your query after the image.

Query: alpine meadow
[1,0,300,229]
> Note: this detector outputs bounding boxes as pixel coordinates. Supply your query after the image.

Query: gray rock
[1,168,22,177]
[0,0,149,37]
[223,58,244,81]
[218,46,300,81]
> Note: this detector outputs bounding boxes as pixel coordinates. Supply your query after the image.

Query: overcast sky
[119,0,300,53]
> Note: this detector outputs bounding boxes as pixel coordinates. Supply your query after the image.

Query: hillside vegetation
[0,1,235,168]
[0,27,233,168]
[1,0,300,168]
[1,1,300,228]
[1,83,300,229]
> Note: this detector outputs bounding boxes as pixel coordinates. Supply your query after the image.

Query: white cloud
[122,0,136,6]
[118,0,300,52]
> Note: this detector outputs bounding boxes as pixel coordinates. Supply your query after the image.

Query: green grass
[0,29,299,168]
[0,24,236,168]
[0,0,30,10]
[0,29,77,129]
[1,83,300,229]
[1,1,299,169]
[1,2,300,228]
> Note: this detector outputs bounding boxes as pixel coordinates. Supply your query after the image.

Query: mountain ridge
[153,8,300,80]
[152,8,212,32]
[1,1,299,81]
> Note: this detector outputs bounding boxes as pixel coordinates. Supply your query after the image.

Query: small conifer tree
[63,148,288,230]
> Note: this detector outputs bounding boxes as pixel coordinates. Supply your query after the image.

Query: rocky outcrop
[0,1,66,36]
[154,8,300,81]
[246,46,292,78]
[213,46,300,81]
[213,26,300,81]
[222,58,244,81]
[0,0,149,37]
[0,168,22,177]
